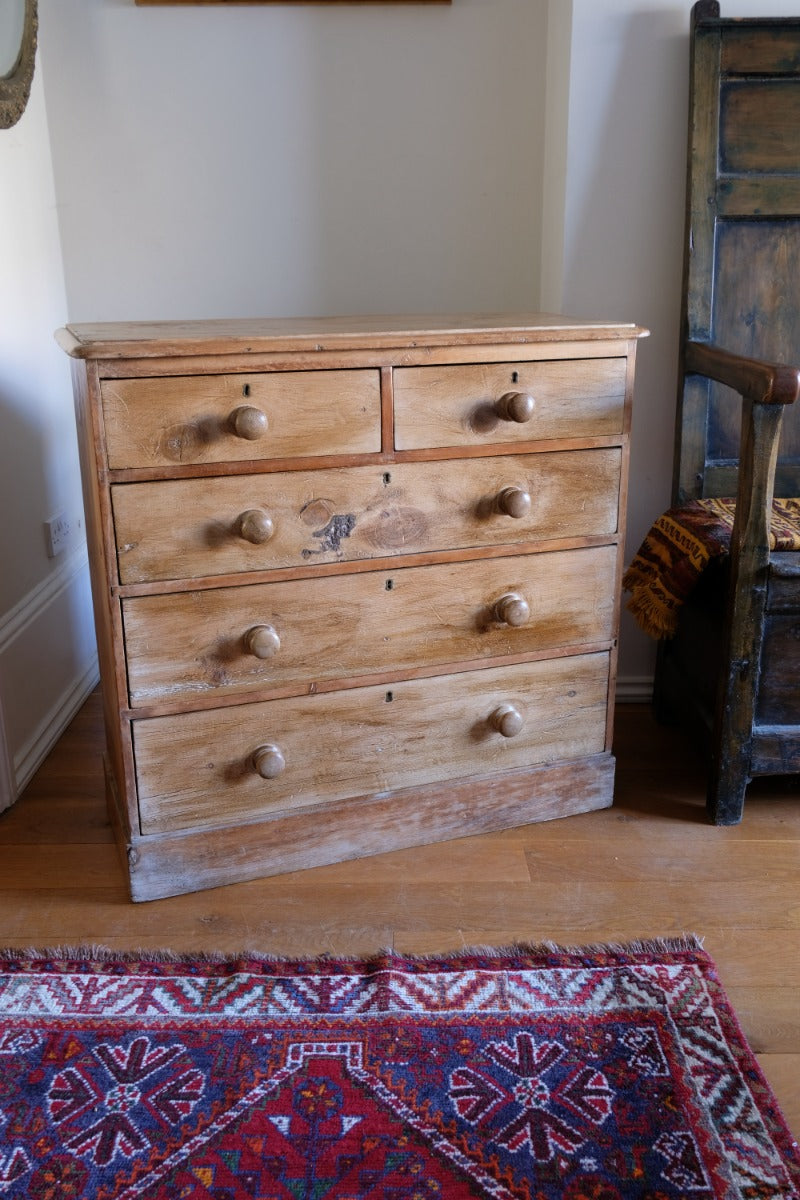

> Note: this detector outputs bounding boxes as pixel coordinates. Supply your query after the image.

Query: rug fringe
[0,935,705,965]
[450,935,706,958]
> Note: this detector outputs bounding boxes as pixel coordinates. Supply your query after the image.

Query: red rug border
[2,933,799,1194]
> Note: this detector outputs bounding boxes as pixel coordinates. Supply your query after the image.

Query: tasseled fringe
[0,935,706,968]
[621,576,681,640]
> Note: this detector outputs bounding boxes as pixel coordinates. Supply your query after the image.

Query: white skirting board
[0,544,98,804]
[615,676,654,704]
[11,656,100,795]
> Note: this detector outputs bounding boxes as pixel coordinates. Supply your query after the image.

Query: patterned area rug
[0,939,797,1199]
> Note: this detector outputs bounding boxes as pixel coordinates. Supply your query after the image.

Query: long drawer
[133,652,611,835]
[102,369,381,468]
[393,358,627,450]
[123,545,618,705]
[112,449,622,583]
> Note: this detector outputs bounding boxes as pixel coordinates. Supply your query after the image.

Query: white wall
[40,0,548,321]
[0,58,97,807]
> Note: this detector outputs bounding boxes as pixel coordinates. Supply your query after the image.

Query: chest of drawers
[59,314,644,901]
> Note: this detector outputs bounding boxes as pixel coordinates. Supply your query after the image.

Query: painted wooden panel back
[675,5,800,501]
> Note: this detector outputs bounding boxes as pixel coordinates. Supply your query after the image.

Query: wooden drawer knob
[496,391,535,423]
[238,508,275,545]
[490,703,524,738]
[252,743,286,779]
[494,592,530,626]
[231,404,268,440]
[496,486,531,519]
[244,624,281,659]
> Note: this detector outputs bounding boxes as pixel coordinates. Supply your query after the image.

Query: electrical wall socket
[44,512,70,558]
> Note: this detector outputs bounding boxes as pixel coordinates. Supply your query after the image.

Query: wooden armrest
[686,340,800,407]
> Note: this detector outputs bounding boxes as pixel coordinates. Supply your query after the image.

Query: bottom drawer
[133,652,610,835]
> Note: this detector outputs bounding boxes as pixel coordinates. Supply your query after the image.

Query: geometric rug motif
[0,938,797,1199]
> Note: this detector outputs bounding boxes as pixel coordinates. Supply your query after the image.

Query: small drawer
[133,652,611,834]
[101,369,381,468]
[112,449,622,584]
[393,358,627,450]
[122,545,618,706]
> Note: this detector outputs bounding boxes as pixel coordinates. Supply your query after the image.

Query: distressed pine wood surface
[0,691,797,1135]
[134,653,610,835]
[56,313,643,362]
[111,449,623,585]
[392,357,626,450]
[102,369,381,468]
[64,317,641,901]
[122,545,617,709]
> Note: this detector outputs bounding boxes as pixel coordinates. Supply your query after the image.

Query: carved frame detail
[0,0,38,131]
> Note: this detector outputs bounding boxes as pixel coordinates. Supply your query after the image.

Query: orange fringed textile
[622,497,800,640]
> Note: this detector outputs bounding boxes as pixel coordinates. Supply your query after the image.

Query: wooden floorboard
[1,690,798,1139]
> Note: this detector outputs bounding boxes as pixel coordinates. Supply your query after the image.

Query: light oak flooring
[1,689,798,1138]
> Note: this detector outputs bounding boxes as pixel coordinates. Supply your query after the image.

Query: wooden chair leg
[706,757,748,824]
[705,400,785,826]
[706,649,755,826]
